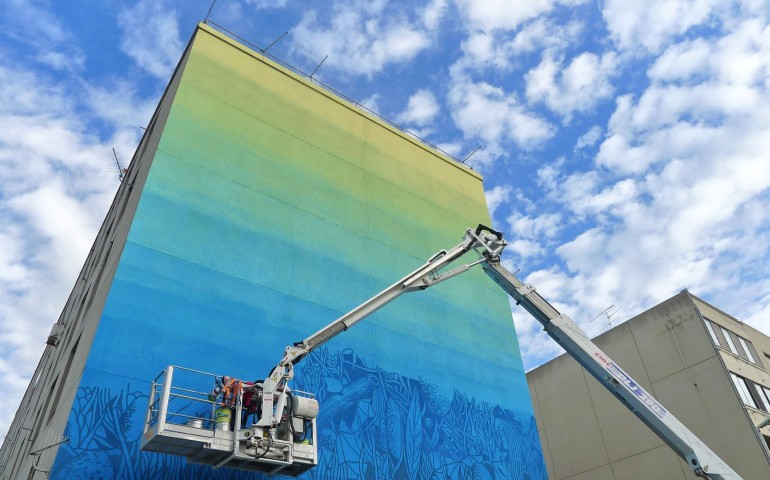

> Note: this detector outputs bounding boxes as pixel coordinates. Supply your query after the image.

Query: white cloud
[554,128,770,308]
[117,0,184,79]
[512,309,564,369]
[543,169,639,219]
[526,51,618,122]
[448,78,554,166]
[510,18,584,55]
[508,212,562,239]
[358,93,382,114]
[574,125,603,150]
[712,17,770,86]
[556,228,607,272]
[85,80,157,131]
[599,46,767,175]
[423,0,449,29]
[602,0,721,53]
[743,293,770,333]
[435,141,464,158]
[507,239,546,260]
[484,185,512,220]
[538,163,639,219]
[456,0,587,32]
[649,19,770,87]
[396,89,440,127]
[0,65,67,117]
[462,31,512,70]
[291,1,434,77]
[7,180,101,271]
[37,50,86,73]
[0,0,85,72]
[459,18,585,71]
[647,38,712,81]
[2,0,69,44]
[246,0,289,8]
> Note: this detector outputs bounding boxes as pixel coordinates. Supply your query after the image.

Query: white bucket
[186,419,204,428]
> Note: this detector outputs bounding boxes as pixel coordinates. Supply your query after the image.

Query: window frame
[749,382,770,412]
[721,326,740,355]
[761,386,770,411]
[704,319,721,347]
[731,372,758,409]
[737,336,757,364]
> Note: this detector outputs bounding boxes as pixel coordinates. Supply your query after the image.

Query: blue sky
[1,0,770,438]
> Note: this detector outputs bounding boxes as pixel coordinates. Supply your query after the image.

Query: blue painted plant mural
[295,348,547,480]
[53,348,546,480]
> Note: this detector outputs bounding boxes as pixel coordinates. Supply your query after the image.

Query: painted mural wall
[51,24,547,480]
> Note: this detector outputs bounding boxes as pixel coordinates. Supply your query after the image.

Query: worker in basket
[207,375,262,429]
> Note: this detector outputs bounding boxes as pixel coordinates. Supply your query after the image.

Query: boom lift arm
[260,225,741,480]
[256,225,506,428]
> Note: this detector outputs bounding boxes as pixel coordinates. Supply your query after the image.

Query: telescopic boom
[255,226,505,428]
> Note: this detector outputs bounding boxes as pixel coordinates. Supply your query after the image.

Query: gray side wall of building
[0,33,196,480]
[527,290,770,480]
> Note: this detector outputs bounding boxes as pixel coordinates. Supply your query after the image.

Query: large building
[527,290,770,479]
[0,23,546,479]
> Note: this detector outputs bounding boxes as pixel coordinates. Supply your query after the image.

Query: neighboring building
[527,290,770,480]
[0,23,547,479]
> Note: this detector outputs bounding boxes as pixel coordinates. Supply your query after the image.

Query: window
[31,377,57,441]
[721,327,739,355]
[731,372,770,414]
[707,319,762,366]
[704,320,721,347]
[731,373,757,409]
[751,383,770,412]
[47,335,80,425]
[738,337,757,364]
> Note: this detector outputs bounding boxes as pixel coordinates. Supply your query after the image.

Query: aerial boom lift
[143,225,742,479]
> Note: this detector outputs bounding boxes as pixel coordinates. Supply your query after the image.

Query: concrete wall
[527,291,770,480]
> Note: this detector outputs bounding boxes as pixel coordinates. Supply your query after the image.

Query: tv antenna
[112,148,134,189]
[112,148,128,181]
[462,146,482,165]
[590,304,621,332]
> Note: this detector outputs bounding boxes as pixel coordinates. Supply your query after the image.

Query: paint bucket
[186,419,203,428]
[214,406,232,431]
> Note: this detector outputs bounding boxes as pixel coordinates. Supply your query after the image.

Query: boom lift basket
[141,365,317,476]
